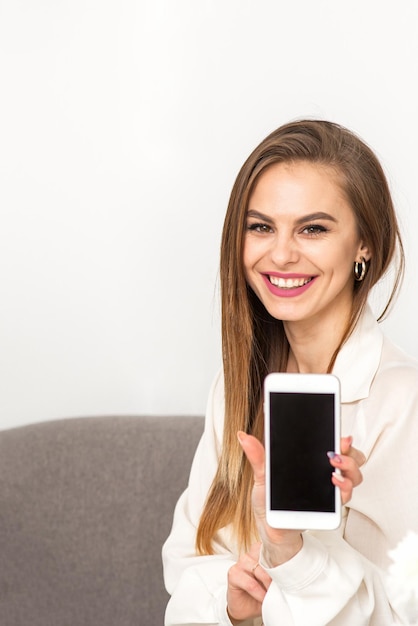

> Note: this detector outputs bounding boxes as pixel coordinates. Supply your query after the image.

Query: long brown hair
[196,120,405,554]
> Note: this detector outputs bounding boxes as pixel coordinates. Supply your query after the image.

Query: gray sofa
[0,415,204,626]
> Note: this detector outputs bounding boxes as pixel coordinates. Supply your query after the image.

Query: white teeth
[269,276,311,289]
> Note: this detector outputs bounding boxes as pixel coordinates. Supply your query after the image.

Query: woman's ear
[357,242,371,262]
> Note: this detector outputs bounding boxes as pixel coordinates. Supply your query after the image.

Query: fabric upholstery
[0,415,203,626]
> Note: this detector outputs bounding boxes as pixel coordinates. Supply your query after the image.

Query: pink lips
[261,273,317,298]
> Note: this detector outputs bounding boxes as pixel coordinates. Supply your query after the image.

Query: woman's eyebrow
[247,209,338,225]
[295,212,338,225]
[246,210,275,224]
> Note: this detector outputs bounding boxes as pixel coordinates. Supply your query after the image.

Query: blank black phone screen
[269,392,335,512]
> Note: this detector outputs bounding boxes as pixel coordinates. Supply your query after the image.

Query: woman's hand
[228,431,365,620]
[236,432,366,567]
[237,431,303,569]
[328,435,366,504]
[227,542,271,624]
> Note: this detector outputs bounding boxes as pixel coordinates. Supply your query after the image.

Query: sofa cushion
[0,415,204,626]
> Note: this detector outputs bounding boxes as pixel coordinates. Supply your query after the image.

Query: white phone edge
[264,372,342,531]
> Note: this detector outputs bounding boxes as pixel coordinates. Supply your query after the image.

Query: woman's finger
[237,432,266,519]
[246,543,272,591]
[328,451,363,487]
[237,432,265,480]
[340,436,366,466]
[348,446,367,468]
[227,542,271,621]
[227,564,267,604]
[328,438,364,504]
[331,472,354,505]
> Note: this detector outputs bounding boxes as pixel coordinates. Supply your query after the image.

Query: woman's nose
[269,232,299,267]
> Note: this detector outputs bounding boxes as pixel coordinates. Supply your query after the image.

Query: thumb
[237,431,265,483]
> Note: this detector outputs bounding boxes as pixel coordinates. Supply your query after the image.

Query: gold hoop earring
[354,257,367,282]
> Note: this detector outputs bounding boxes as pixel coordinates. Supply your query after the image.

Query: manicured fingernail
[332,471,345,483]
[327,451,342,463]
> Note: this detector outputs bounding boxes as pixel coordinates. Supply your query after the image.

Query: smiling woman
[162,120,417,626]
[243,161,370,341]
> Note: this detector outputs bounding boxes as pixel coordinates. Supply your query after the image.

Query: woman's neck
[284,308,351,374]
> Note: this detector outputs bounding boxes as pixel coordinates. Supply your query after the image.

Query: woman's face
[243,161,370,328]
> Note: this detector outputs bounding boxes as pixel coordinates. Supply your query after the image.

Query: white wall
[1,0,417,429]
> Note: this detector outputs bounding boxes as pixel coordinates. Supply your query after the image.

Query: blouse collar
[332,304,383,403]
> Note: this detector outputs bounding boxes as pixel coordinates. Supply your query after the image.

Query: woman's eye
[247,222,273,233]
[302,224,328,236]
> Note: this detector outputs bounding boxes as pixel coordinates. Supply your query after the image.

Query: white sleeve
[260,531,398,626]
[162,371,238,626]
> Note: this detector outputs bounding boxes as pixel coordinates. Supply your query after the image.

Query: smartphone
[264,372,341,530]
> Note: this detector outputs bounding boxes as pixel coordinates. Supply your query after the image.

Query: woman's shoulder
[205,368,225,411]
[203,368,225,443]
[381,334,418,371]
[376,334,418,389]
[360,336,418,434]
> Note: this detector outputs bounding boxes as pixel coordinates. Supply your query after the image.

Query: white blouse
[162,306,418,625]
